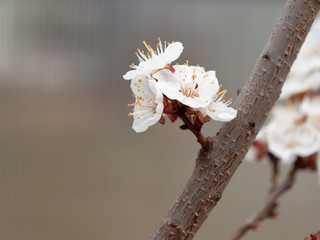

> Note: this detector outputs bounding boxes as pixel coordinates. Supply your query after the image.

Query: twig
[268,153,279,189]
[150,1,320,239]
[229,165,298,240]
[176,103,207,146]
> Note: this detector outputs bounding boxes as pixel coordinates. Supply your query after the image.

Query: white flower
[123,39,183,80]
[128,74,164,132]
[281,18,320,99]
[198,89,237,122]
[301,96,320,134]
[258,105,320,164]
[153,65,219,108]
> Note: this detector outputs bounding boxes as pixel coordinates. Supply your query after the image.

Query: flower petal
[207,106,237,121]
[164,42,184,62]
[123,70,138,80]
[129,74,164,132]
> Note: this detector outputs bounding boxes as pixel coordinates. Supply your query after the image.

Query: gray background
[0,0,319,239]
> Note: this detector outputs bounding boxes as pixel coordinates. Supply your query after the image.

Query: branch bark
[229,165,298,240]
[150,0,320,239]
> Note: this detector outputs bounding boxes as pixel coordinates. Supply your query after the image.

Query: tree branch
[150,0,320,239]
[229,165,298,240]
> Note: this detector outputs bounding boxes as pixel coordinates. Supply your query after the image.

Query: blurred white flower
[128,74,164,132]
[123,39,183,80]
[255,105,320,164]
[154,65,219,108]
[301,96,320,134]
[281,18,320,99]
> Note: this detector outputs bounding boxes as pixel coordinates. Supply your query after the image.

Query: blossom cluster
[247,18,320,182]
[124,39,237,133]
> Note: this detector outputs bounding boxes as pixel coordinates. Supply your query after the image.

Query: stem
[268,153,279,189]
[229,165,298,240]
[150,1,320,239]
[176,106,207,146]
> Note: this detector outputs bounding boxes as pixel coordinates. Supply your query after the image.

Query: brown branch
[229,165,298,240]
[150,1,320,239]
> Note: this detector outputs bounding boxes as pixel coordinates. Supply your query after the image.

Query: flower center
[179,85,199,98]
[286,140,300,149]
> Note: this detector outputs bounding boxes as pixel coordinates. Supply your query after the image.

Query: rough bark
[150,0,320,239]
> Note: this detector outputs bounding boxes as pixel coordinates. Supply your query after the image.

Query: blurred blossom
[247,17,320,183]
[280,18,320,100]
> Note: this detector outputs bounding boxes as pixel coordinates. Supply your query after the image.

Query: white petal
[130,75,153,97]
[132,101,164,133]
[123,70,138,80]
[154,69,182,98]
[179,96,210,108]
[206,105,237,121]
[164,42,184,62]
[129,74,164,132]
[140,55,168,70]
[197,79,218,102]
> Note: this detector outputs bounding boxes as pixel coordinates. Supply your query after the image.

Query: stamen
[191,68,197,80]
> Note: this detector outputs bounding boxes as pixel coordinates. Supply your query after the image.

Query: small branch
[176,107,207,146]
[229,165,298,240]
[268,153,279,189]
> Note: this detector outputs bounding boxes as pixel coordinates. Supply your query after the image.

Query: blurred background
[0,0,319,239]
